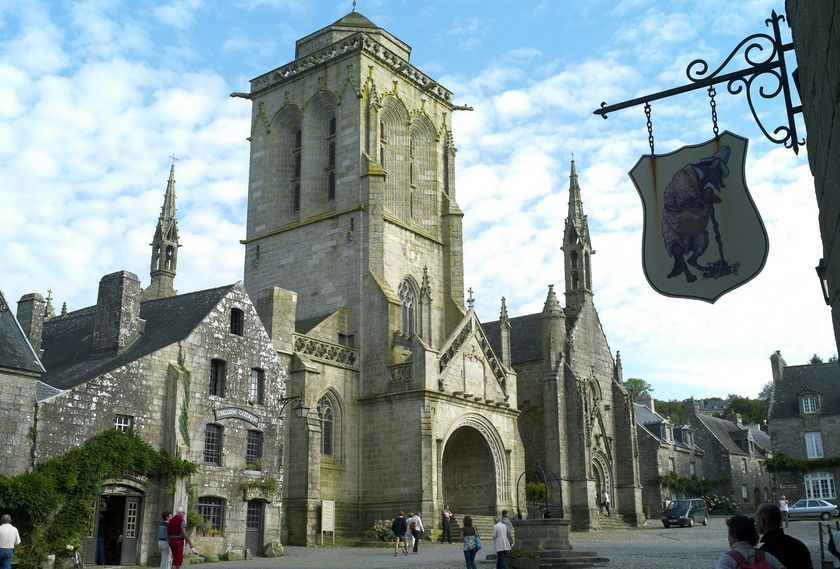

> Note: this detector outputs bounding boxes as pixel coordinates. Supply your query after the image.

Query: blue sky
[0,0,834,401]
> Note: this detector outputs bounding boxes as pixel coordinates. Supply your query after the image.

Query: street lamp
[280,394,310,419]
[816,258,830,305]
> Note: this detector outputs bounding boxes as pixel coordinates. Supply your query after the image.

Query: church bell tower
[142,163,179,301]
[561,158,594,312]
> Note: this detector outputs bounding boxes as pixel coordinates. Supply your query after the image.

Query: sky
[0,0,834,401]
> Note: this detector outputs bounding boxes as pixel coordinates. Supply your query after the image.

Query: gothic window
[398,280,416,336]
[379,119,387,168]
[805,431,824,458]
[317,396,335,456]
[292,128,302,212]
[409,137,414,185]
[197,497,225,533]
[209,359,226,397]
[326,115,336,201]
[204,424,223,465]
[570,251,580,288]
[293,184,301,212]
[165,246,175,270]
[250,368,265,405]
[804,472,836,499]
[230,308,244,335]
[114,415,134,432]
[245,430,263,467]
[329,115,336,136]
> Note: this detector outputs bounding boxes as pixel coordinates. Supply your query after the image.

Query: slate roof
[770,362,840,420]
[695,413,752,456]
[482,313,542,365]
[634,403,697,451]
[0,289,45,375]
[39,284,235,393]
[296,313,333,335]
[748,425,771,452]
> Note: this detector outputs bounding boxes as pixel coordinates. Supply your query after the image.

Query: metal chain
[644,102,654,155]
[708,85,719,137]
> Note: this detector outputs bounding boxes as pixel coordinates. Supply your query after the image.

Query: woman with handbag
[460,515,481,569]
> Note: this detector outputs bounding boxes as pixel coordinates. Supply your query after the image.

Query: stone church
[238,11,643,543]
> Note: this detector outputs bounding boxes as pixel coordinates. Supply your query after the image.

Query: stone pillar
[16,293,46,352]
[254,287,298,355]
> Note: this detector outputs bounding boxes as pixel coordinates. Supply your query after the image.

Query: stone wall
[785,0,840,354]
[0,369,37,475]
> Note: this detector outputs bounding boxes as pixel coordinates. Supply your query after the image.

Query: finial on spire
[500,296,509,321]
[169,153,178,166]
[61,302,67,317]
[352,0,356,11]
[467,287,475,309]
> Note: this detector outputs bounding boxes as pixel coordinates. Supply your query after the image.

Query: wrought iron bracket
[594,11,804,154]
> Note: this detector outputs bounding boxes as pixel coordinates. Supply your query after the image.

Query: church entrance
[84,483,144,565]
[441,426,496,515]
[592,455,612,511]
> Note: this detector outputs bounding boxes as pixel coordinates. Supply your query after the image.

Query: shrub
[370,519,393,542]
[525,482,546,503]
[707,494,738,515]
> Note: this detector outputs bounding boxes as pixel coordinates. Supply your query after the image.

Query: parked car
[661,498,709,528]
[787,499,839,520]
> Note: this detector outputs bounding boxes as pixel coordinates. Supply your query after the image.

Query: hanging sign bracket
[594,11,804,154]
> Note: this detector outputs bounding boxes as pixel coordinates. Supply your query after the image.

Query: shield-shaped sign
[629,131,769,303]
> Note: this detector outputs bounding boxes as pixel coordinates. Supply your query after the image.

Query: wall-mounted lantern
[280,394,310,419]
[816,258,830,305]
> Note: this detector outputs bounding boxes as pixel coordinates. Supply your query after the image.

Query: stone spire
[540,284,566,370]
[499,297,511,366]
[561,157,594,312]
[143,163,180,301]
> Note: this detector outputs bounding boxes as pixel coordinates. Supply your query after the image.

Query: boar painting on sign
[629,131,768,303]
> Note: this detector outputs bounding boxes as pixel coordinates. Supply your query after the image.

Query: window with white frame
[741,484,748,502]
[114,415,134,432]
[802,394,818,414]
[805,431,824,459]
[804,472,836,499]
[249,368,265,405]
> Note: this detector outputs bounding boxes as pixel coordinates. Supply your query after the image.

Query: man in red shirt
[167,507,195,569]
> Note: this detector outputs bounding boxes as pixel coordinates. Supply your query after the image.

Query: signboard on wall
[321,500,335,545]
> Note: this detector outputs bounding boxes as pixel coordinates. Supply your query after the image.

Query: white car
[788,498,839,520]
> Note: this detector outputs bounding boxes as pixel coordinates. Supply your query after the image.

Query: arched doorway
[86,481,145,565]
[592,454,612,509]
[441,426,496,515]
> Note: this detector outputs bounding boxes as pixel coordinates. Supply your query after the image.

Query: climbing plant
[765,452,840,473]
[650,472,730,495]
[0,429,196,567]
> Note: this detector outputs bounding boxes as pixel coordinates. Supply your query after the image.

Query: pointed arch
[304,91,340,208]
[268,105,303,224]
[316,389,343,461]
[397,276,419,337]
[441,413,510,504]
[380,96,410,219]
[409,114,439,236]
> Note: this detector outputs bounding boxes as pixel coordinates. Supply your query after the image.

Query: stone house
[0,289,44,476]
[17,168,292,565]
[683,399,773,508]
[768,350,839,503]
[633,395,704,517]
[238,10,642,542]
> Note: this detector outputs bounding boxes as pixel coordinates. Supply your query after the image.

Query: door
[245,501,264,557]
[120,496,142,564]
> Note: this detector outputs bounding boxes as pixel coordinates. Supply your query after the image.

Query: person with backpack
[755,503,813,569]
[716,515,785,569]
[408,512,424,554]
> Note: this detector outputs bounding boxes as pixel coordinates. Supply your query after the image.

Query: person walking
[391,511,408,557]
[715,515,784,569]
[0,515,21,569]
[778,495,789,528]
[492,516,512,569]
[601,490,611,517]
[500,509,514,547]
[441,504,453,544]
[167,507,196,569]
[460,515,480,569]
[158,511,173,569]
[755,503,813,569]
[408,511,424,554]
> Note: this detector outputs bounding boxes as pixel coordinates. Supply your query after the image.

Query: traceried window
[317,396,334,456]
[210,359,226,397]
[114,415,134,432]
[802,394,818,414]
[204,424,223,465]
[197,497,225,533]
[250,368,265,405]
[246,430,263,468]
[398,280,416,336]
[230,308,244,335]
[804,472,836,499]
[805,431,824,458]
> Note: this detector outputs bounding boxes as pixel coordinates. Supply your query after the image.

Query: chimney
[16,293,46,352]
[770,350,786,386]
[636,392,655,413]
[683,397,699,418]
[93,271,141,354]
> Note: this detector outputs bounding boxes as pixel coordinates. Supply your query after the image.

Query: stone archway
[441,426,496,515]
[592,452,612,506]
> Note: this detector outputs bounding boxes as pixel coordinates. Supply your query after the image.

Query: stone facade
[634,395,705,518]
[683,400,772,508]
[785,0,840,356]
[768,351,840,503]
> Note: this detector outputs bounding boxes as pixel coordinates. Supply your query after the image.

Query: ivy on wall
[765,453,840,473]
[650,472,731,494]
[177,347,191,449]
[0,429,196,568]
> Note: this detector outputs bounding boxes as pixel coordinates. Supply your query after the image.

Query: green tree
[725,394,769,425]
[809,354,824,364]
[654,400,685,425]
[758,382,773,402]
[623,377,654,401]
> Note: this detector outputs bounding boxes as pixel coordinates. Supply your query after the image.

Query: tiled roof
[696,413,750,456]
[0,289,45,375]
[39,284,235,392]
[634,403,696,451]
[482,313,542,364]
[769,362,840,420]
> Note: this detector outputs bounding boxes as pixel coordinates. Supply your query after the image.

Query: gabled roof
[39,284,236,392]
[0,289,45,375]
[482,313,541,364]
[769,362,840,420]
[634,403,697,451]
[695,413,753,456]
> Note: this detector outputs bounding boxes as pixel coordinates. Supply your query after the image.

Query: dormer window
[660,424,673,442]
[801,394,819,414]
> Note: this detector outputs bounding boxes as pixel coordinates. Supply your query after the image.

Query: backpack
[410,521,416,531]
[726,549,773,569]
